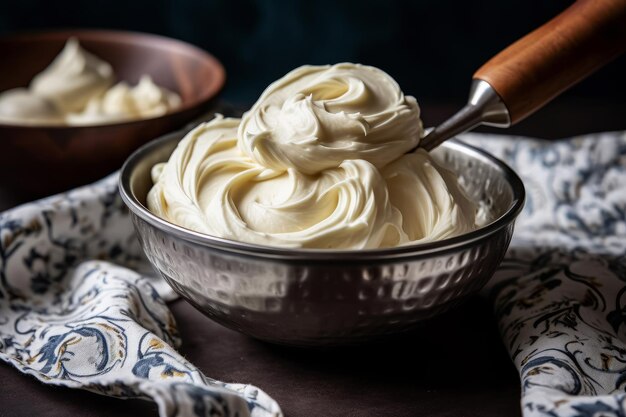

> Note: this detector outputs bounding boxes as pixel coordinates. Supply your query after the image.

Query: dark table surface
[1,99,625,417]
[1,298,519,417]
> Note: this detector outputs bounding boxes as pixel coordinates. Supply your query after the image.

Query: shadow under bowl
[0,29,225,197]
[120,131,525,346]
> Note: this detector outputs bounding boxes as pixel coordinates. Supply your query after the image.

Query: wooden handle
[474,0,626,124]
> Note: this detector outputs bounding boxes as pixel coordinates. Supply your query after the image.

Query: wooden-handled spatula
[420,0,626,151]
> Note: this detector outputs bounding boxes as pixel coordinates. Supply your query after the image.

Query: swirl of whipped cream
[382,151,477,242]
[238,63,423,175]
[148,116,477,249]
[30,38,114,112]
[66,75,181,125]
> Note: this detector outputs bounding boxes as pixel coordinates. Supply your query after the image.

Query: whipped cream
[0,88,62,125]
[0,39,181,126]
[148,68,478,249]
[30,38,114,113]
[239,63,423,174]
[67,76,181,125]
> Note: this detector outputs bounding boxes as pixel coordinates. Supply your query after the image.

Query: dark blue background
[1,0,624,134]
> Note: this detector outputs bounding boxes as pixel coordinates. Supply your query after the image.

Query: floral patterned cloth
[463,131,626,417]
[0,175,282,417]
[1,131,625,417]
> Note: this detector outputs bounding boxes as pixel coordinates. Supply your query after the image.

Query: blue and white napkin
[1,131,625,417]
[464,131,626,417]
[0,174,281,417]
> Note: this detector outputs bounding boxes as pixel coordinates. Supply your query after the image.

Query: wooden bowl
[0,30,225,198]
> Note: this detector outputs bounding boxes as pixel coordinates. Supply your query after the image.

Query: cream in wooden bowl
[0,39,181,126]
[0,30,225,196]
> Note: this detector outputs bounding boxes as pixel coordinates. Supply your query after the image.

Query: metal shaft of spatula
[420,0,626,151]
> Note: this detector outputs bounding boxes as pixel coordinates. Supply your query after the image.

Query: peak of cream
[30,38,115,113]
[239,63,423,175]
[0,39,181,126]
[148,114,478,249]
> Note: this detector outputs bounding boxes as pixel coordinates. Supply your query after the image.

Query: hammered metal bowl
[119,131,525,346]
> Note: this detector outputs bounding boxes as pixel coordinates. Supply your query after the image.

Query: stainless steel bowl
[119,131,525,346]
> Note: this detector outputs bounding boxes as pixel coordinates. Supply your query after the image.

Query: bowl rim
[119,129,526,261]
[0,28,226,129]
